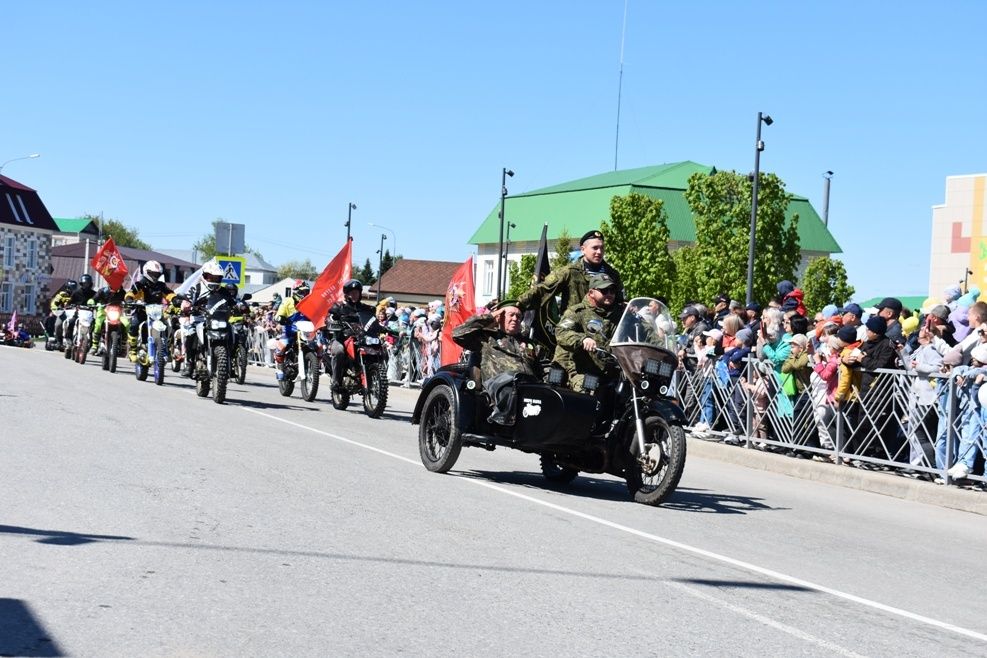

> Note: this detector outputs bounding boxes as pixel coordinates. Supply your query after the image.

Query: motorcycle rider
[452,300,540,425]
[327,279,376,392]
[49,279,78,349]
[517,229,625,343]
[90,285,130,354]
[55,275,97,350]
[126,260,175,362]
[552,273,623,392]
[274,279,311,364]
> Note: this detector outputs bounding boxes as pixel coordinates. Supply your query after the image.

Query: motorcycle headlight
[364,336,380,345]
[210,320,228,329]
[106,309,121,322]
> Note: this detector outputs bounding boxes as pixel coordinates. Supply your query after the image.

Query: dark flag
[533,222,550,283]
[526,222,558,350]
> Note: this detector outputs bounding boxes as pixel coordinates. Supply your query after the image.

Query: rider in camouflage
[552,273,623,391]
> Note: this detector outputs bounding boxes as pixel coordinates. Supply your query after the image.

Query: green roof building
[468,161,841,304]
[52,216,100,248]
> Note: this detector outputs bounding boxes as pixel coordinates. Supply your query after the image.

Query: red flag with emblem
[297,240,353,327]
[90,237,129,290]
[440,256,475,367]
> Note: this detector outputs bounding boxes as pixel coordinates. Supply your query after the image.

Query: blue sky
[6,1,986,302]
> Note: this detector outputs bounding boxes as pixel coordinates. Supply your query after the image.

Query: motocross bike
[100,302,127,373]
[276,317,321,402]
[179,293,234,404]
[73,306,95,364]
[412,297,687,507]
[327,317,389,418]
[61,307,78,360]
[131,302,170,385]
[229,294,252,385]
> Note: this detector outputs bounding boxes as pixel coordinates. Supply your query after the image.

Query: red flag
[440,256,476,367]
[297,240,353,327]
[90,237,129,290]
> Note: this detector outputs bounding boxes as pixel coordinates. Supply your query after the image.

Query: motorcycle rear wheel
[418,385,462,473]
[135,350,149,381]
[64,338,73,359]
[624,416,687,506]
[278,376,295,397]
[362,361,388,418]
[212,345,229,404]
[301,352,320,402]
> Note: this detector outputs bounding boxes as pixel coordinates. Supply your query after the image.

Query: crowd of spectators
[678,280,987,485]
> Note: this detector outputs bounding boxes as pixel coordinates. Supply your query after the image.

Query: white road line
[241,407,987,644]
[666,582,866,657]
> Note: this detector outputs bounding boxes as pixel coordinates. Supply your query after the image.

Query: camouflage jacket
[452,313,538,382]
[517,258,624,317]
[552,301,622,378]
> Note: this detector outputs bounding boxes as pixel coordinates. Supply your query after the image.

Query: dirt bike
[412,297,688,507]
[72,307,95,365]
[131,302,170,385]
[328,317,389,418]
[99,303,127,373]
[276,318,321,402]
[180,293,234,404]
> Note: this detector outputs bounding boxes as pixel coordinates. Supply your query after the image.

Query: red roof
[0,175,59,231]
[377,259,466,297]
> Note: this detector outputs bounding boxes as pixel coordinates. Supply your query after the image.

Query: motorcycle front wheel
[418,385,462,473]
[212,344,229,404]
[195,354,210,397]
[362,361,388,418]
[301,352,320,402]
[75,337,87,365]
[108,332,120,373]
[234,344,248,385]
[624,415,687,506]
[153,337,166,386]
[278,374,295,397]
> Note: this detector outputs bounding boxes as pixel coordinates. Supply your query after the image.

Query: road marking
[241,407,987,644]
[666,582,866,657]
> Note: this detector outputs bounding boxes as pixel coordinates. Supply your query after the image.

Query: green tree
[277,258,319,281]
[354,258,376,286]
[602,193,676,299]
[192,219,263,261]
[669,245,703,313]
[380,249,395,276]
[800,257,855,315]
[683,170,800,305]
[507,254,536,300]
[86,214,151,250]
[552,228,573,270]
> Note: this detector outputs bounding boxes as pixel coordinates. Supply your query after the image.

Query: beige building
[930,174,986,299]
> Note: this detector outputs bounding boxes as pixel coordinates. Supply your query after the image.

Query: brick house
[0,175,58,329]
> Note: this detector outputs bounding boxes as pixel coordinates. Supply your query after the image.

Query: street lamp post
[0,153,40,176]
[368,223,396,262]
[745,112,773,306]
[822,171,834,226]
[496,167,514,300]
[376,233,387,300]
[345,202,357,242]
[503,221,516,294]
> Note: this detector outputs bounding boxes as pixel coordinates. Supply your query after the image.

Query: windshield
[611,297,679,351]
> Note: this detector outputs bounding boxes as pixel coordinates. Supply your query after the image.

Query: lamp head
[762,115,774,126]
[824,170,834,177]
[505,169,514,177]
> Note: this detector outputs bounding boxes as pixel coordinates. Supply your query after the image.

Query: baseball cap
[841,303,863,318]
[877,297,903,313]
[702,328,723,341]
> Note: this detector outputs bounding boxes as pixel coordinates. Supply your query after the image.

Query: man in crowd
[553,274,623,391]
[517,229,624,333]
[452,300,539,425]
[840,303,865,341]
[876,297,904,345]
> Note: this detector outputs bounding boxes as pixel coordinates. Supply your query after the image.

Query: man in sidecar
[451,300,540,425]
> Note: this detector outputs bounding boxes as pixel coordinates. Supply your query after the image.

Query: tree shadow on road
[0,524,134,546]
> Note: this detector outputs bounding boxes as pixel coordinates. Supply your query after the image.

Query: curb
[687,436,987,516]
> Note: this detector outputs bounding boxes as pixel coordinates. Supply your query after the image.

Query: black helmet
[79,274,94,290]
[225,283,238,296]
[65,280,79,293]
[343,279,363,293]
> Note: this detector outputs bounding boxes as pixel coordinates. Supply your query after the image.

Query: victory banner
[90,237,129,290]
[440,256,476,367]
[297,240,353,327]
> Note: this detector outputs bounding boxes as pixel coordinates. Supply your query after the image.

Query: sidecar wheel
[540,455,579,485]
[624,416,687,506]
[418,385,462,473]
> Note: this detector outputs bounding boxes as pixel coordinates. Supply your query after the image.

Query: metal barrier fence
[243,325,436,386]
[675,358,986,489]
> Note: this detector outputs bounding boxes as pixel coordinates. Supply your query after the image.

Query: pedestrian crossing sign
[216,256,246,288]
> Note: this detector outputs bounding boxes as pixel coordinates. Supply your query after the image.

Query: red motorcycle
[328,319,389,418]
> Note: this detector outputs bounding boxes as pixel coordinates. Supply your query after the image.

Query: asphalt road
[2,346,986,657]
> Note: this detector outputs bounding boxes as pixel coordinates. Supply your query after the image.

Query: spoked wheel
[362,361,388,418]
[278,374,295,397]
[64,336,73,359]
[195,355,210,397]
[301,352,320,402]
[540,455,579,485]
[624,416,687,506]
[108,333,120,373]
[75,338,87,365]
[135,346,149,381]
[418,385,462,473]
[234,344,248,385]
[153,338,166,386]
[331,387,350,410]
[212,345,228,404]
[101,337,110,371]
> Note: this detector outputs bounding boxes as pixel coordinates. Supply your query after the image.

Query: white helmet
[143,260,164,282]
[202,261,224,290]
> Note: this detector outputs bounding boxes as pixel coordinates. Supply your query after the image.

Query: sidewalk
[687,435,987,516]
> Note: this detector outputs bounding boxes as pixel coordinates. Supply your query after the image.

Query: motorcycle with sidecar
[411,297,687,506]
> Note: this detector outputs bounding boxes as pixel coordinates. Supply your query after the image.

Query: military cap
[588,273,617,291]
[580,229,604,245]
[494,298,520,310]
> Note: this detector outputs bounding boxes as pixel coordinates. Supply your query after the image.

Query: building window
[27,237,38,268]
[3,235,14,268]
[483,259,494,296]
[22,283,36,314]
[0,282,12,312]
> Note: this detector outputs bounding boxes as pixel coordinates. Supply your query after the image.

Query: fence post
[944,371,956,486]
[744,358,753,449]
[834,400,844,466]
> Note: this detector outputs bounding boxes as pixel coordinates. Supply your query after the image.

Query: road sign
[215,222,245,255]
[216,256,246,288]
